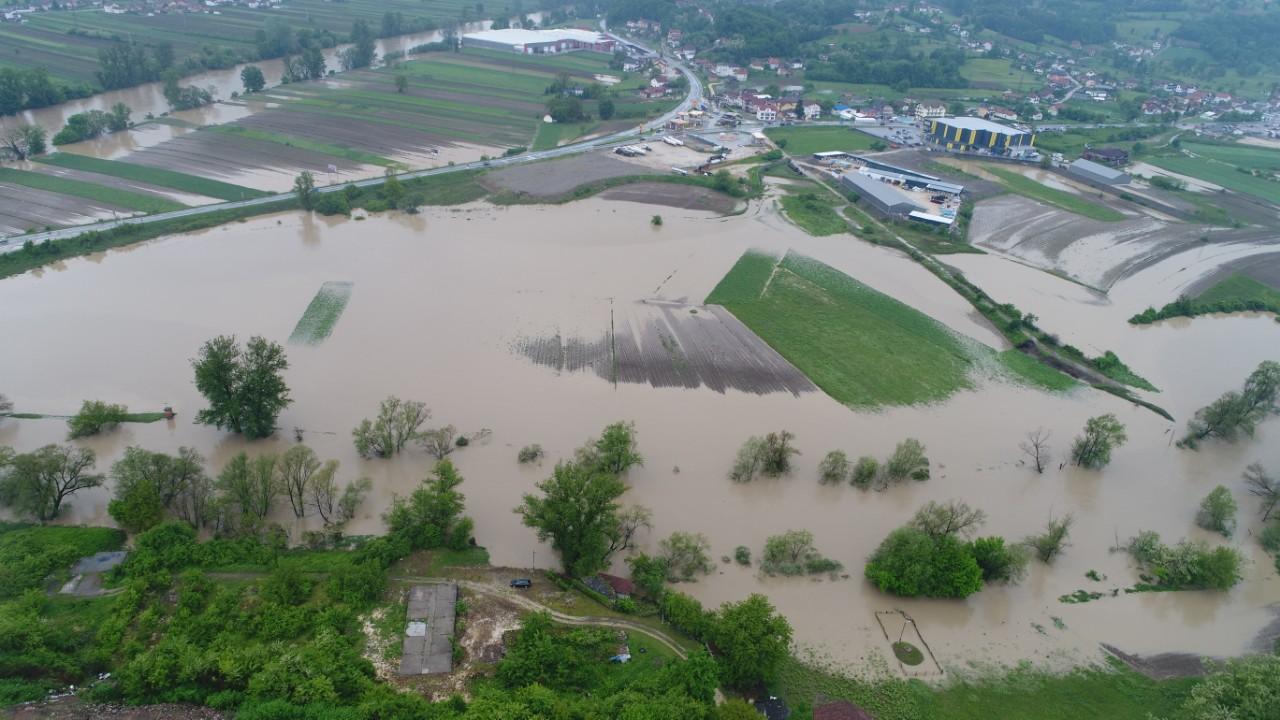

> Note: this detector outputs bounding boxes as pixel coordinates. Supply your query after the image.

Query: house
[666,28,682,46]
[914,103,946,120]
[803,102,822,120]
[753,103,778,122]
[1082,146,1129,165]
[584,573,634,600]
[732,67,748,82]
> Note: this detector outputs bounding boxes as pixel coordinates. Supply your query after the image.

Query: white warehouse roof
[463,28,606,45]
[935,116,1029,136]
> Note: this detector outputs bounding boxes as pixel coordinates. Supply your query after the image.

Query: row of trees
[0,67,91,117]
[51,104,131,145]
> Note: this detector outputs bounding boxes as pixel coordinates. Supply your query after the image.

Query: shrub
[733,546,751,565]
[817,450,850,484]
[761,529,841,576]
[968,536,1029,583]
[1196,485,1238,537]
[885,438,929,481]
[613,597,638,614]
[517,444,544,463]
[850,456,878,488]
[864,527,982,598]
[1123,531,1244,590]
[67,399,128,438]
[314,192,351,216]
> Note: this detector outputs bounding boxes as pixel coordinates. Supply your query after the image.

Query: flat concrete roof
[934,116,1029,136]
[399,583,458,675]
[463,28,605,45]
[909,210,955,225]
[840,171,915,211]
[1069,157,1129,182]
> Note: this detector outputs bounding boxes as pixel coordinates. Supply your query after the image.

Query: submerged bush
[864,527,982,599]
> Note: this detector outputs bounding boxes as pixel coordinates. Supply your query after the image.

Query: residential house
[666,28,682,46]
[914,103,946,120]
[803,102,822,120]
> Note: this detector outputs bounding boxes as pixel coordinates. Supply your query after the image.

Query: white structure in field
[461,28,616,54]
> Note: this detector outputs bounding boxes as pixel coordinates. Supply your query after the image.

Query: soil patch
[599,183,739,213]
[485,153,658,198]
[1101,643,1207,680]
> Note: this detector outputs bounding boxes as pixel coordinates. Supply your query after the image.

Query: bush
[67,399,128,438]
[968,536,1029,583]
[761,529,841,576]
[733,545,751,565]
[1196,485,1238,537]
[864,527,982,598]
[850,456,878,488]
[314,192,351,216]
[885,438,929,481]
[517,444,544,463]
[613,597,638,614]
[817,450,850,484]
[1124,531,1244,590]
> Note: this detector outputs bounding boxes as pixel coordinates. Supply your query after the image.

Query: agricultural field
[763,126,883,156]
[980,165,1127,221]
[1146,144,1280,206]
[1196,273,1280,307]
[0,167,184,214]
[778,185,849,236]
[289,281,355,345]
[1031,126,1171,158]
[36,153,268,202]
[706,251,1072,408]
[958,57,1040,89]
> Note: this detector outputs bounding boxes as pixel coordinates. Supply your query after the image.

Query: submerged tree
[1244,462,1279,522]
[1019,427,1051,474]
[419,424,458,461]
[515,460,626,577]
[352,396,430,458]
[0,444,103,522]
[278,444,321,518]
[590,421,643,475]
[67,400,129,439]
[216,452,279,535]
[192,335,291,440]
[1182,361,1280,448]
[1026,513,1073,563]
[885,438,929,481]
[659,531,713,581]
[1196,485,1238,537]
[107,446,206,533]
[1070,414,1126,469]
[817,450,850,484]
[241,64,266,93]
[730,430,798,481]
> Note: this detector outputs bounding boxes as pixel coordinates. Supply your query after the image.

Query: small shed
[1068,158,1130,185]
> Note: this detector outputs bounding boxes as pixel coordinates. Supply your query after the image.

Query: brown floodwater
[1,198,1277,674]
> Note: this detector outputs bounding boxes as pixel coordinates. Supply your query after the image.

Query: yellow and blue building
[926,117,1035,155]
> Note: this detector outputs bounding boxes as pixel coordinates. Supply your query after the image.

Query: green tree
[659,531,713,581]
[241,65,266,93]
[1070,413,1127,469]
[864,526,983,598]
[851,455,878,488]
[626,552,669,599]
[592,421,643,475]
[278,444,321,518]
[1,124,46,160]
[661,591,711,639]
[710,594,792,689]
[886,438,930,480]
[1196,485,1238,537]
[107,446,205,534]
[107,102,131,132]
[1183,361,1280,448]
[385,459,473,550]
[216,452,279,535]
[192,335,292,440]
[817,450,850,484]
[347,20,377,69]
[294,171,317,210]
[968,536,1029,583]
[352,396,430,458]
[515,460,626,577]
[0,444,102,522]
[598,97,615,119]
[394,74,408,93]
[717,699,760,720]
[1178,654,1280,720]
[1026,514,1073,562]
[67,399,129,439]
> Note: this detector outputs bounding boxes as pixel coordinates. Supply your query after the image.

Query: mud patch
[513,300,817,395]
[1101,643,1207,679]
[485,152,657,198]
[600,183,739,213]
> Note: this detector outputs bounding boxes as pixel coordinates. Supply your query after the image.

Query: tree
[817,450,850,484]
[337,476,371,524]
[604,504,651,560]
[729,437,766,482]
[1026,514,1073,562]
[659,531,713,581]
[348,20,377,69]
[731,430,798,481]
[278,444,321,518]
[1020,428,1050,473]
[864,527,983,599]
[909,500,987,539]
[0,445,102,522]
[352,396,429,458]
[709,594,792,689]
[1177,654,1280,720]
[241,65,266,93]
[394,74,408,93]
[515,460,626,577]
[173,458,216,530]
[1,124,46,160]
[761,529,837,576]
[108,446,205,534]
[717,699,761,720]
[107,103,131,132]
[192,335,291,440]
[1182,361,1280,448]
[598,97,615,119]
[309,460,366,527]
[301,46,327,79]
[0,394,11,414]
[546,95,586,123]
[592,421,643,475]
[851,455,878,488]
[1196,485,1237,537]
[67,399,129,439]
[294,171,317,210]
[1244,462,1279,521]
[626,552,669,599]
[1070,414,1126,469]
[968,536,1029,583]
[885,438,929,481]
[216,452,279,535]
[419,424,458,460]
[385,459,472,550]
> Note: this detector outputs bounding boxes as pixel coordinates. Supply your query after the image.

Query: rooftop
[1069,157,1128,181]
[462,28,606,45]
[840,171,915,210]
[935,116,1030,136]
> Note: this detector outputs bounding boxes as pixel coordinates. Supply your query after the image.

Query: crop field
[1196,273,1280,306]
[0,167,184,214]
[4,0,493,85]
[1146,147,1280,205]
[778,186,849,236]
[765,126,882,156]
[959,58,1039,89]
[1031,126,1170,158]
[289,281,354,345]
[981,165,1127,221]
[36,154,268,202]
[706,251,1072,408]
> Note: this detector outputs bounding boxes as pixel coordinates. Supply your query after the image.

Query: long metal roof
[840,172,914,210]
[934,116,1029,136]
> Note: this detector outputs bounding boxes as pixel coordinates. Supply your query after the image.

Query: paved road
[0,40,702,253]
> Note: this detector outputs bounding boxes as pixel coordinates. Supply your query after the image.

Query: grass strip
[289,281,354,345]
[778,189,849,236]
[209,126,398,168]
[982,165,1126,221]
[1130,273,1280,324]
[0,167,185,214]
[37,154,269,202]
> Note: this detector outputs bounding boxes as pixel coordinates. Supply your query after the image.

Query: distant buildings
[925,116,1035,155]
[461,28,614,55]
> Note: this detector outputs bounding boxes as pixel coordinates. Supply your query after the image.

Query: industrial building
[925,116,1035,155]
[839,171,918,215]
[1068,158,1130,185]
[461,28,615,55]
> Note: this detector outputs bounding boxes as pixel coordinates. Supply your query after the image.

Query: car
[510,578,532,589]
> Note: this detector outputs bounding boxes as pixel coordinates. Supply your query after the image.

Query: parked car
[510,578,532,589]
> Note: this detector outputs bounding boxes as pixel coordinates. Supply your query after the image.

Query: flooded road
[1,198,1277,674]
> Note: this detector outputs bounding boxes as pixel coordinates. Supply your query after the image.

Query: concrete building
[1068,158,1130,185]
[915,103,946,120]
[839,171,917,215]
[925,116,1035,154]
[461,28,614,55]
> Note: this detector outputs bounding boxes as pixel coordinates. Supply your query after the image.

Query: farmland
[36,154,268,202]
[958,57,1040,89]
[289,281,354,345]
[1145,143,1280,206]
[763,126,883,156]
[0,167,184,214]
[980,165,1127,221]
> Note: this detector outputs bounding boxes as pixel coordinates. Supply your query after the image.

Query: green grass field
[706,251,1073,408]
[289,281,354,345]
[981,165,1127,221]
[532,120,600,151]
[1196,273,1280,306]
[775,654,1194,720]
[1146,149,1280,206]
[959,58,1039,89]
[765,126,883,156]
[209,126,398,168]
[1031,126,1170,158]
[778,188,849,236]
[37,154,268,202]
[0,167,185,214]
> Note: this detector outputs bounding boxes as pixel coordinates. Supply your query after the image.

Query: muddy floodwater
[1,198,1277,675]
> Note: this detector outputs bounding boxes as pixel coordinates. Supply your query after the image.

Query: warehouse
[1067,158,1130,185]
[461,28,616,55]
[925,116,1035,155]
[839,171,918,215]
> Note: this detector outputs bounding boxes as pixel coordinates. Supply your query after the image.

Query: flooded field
[1,196,1277,675]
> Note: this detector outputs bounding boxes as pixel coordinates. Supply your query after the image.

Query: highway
[0,31,703,254]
